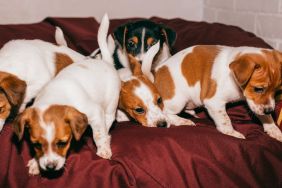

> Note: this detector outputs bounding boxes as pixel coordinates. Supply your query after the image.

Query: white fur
[37,121,66,171]
[0,39,86,115]
[33,59,120,160]
[0,119,5,132]
[153,45,282,141]
[134,80,167,127]
[55,27,68,46]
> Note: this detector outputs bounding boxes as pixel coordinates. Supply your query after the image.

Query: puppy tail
[98,13,114,64]
[141,42,160,82]
[55,26,68,46]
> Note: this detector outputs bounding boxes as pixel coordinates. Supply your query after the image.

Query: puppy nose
[157,121,167,128]
[46,161,58,171]
[264,108,274,115]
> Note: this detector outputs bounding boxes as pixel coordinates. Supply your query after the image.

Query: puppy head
[113,19,176,62]
[230,49,282,115]
[13,105,88,172]
[118,54,168,128]
[0,72,26,129]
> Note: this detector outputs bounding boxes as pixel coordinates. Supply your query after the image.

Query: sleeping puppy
[143,44,282,142]
[0,28,85,133]
[112,19,176,70]
[13,15,121,175]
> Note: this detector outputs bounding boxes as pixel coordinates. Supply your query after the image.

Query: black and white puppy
[113,19,176,70]
[91,19,176,70]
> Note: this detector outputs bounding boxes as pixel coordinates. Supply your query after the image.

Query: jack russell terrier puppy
[96,16,194,128]
[91,19,176,71]
[142,44,282,142]
[0,28,85,132]
[13,15,121,175]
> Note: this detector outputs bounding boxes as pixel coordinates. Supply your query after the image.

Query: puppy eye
[134,107,145,114]
[157,97,162,105]
[127,40,137,49]
[33,142,42,150]
[254,87,265,93]
[56,141,67,148]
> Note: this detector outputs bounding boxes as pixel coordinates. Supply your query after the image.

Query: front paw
[27,158,40,175]
[264,125,282,142]
[96,146,112,159]
[167,114,195,126]
[218,127,245,139]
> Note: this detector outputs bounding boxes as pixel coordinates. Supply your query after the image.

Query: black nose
[46,162,57,171]
[157,121,167,128]
[264,108,274,115]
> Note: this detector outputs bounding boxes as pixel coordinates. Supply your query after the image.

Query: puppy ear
[128,54,142,76]
[160,25,177,48]
[0,76,26,107]
[229,56,258,86]
[65,107,88,141]
[113,24,128,49]
[13,108,35,140]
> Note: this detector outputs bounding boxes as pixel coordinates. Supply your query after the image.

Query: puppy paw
[27,158,40,175]
[167,114,195,126]
[218,128,245,139]
[116,110,130,122]
[264,125,282,142]
[97,147,112,159]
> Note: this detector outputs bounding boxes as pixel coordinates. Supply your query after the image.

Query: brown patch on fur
[119,79,148,125]
[128,54,142,76]
[0,71,26,123]
[147,37,154,46]
[55,53,74,75]
[181,46,219,101]
[0,93,11,121]
[230,50,281,106]
[154,66,175,100]
[13,108,47,157]
[131,36,138,44]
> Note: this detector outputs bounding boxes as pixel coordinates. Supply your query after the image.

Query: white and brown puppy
[0,30,85,132]
[13,15,121,175]
[143,45,282,141]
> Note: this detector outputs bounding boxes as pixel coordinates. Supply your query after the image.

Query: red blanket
[0,17,281,188]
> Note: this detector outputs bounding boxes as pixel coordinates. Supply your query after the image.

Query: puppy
[143,44,282,141]
[93,15,193,128]
[13,14,121,175]
[112,19,176,70]
[0,29,85,132]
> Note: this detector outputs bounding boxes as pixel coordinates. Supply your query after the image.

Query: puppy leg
[205,102,245,139]
[116,110,130,122]
[89,107,112,159]
[258,115,282,142]
[27,158,40,175]
[166,114,195,126]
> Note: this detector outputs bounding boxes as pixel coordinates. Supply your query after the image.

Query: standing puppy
[113,19,176,70]
[0,29,85,132]
[143,44,282,141]
[13,14,121,175]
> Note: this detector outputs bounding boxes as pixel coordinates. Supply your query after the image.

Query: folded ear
[0,75,26,107]
[13,108,35,140]
[64,107,88,141]
[160,25,177,48]
[113,24,129,49]
[229,56,258,86]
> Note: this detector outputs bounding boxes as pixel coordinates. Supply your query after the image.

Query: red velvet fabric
[0,17,281,188]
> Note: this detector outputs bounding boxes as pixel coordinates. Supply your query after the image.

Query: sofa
[0,16,281,188]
